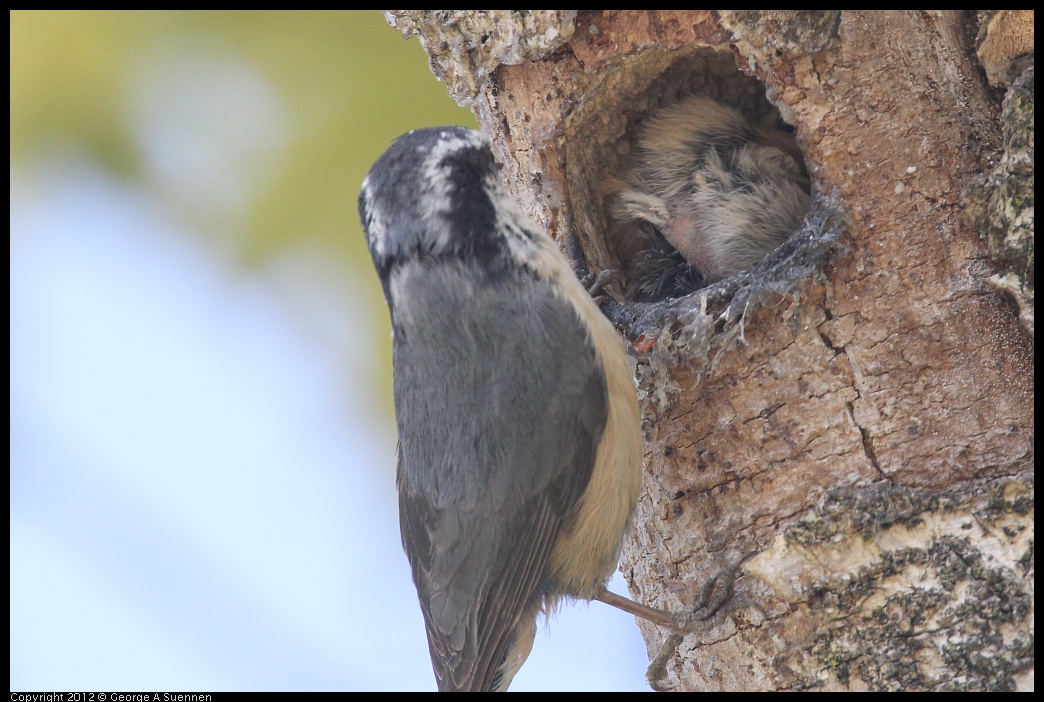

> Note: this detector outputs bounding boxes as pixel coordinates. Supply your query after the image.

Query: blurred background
[10,10,649,692]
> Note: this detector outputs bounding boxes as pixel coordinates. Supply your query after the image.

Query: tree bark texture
[387,10,1034,691]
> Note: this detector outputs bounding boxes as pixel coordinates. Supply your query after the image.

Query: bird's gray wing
[393,260,606,691]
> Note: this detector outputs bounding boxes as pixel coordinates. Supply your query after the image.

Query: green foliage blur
[11,10,476,414]
[11,10,475,264]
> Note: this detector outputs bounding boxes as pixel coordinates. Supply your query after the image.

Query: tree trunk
[387,10,1034,691]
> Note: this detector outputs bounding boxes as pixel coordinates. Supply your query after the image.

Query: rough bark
[386,10,1034,691]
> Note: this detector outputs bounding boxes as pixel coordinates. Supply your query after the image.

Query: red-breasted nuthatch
[608,95,811,300]
[359,127,643,691]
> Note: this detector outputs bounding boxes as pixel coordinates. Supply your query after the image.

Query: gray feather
[392,241,606,691]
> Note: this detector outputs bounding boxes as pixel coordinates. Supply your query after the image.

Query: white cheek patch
[486,173,560,282]
[359,179,389,260]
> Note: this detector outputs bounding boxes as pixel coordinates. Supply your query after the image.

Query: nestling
[607,95,811,300]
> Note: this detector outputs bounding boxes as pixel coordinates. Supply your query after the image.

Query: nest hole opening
[567,47,813,303]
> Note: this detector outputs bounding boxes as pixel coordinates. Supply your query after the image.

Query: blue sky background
[10,11,651,692]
